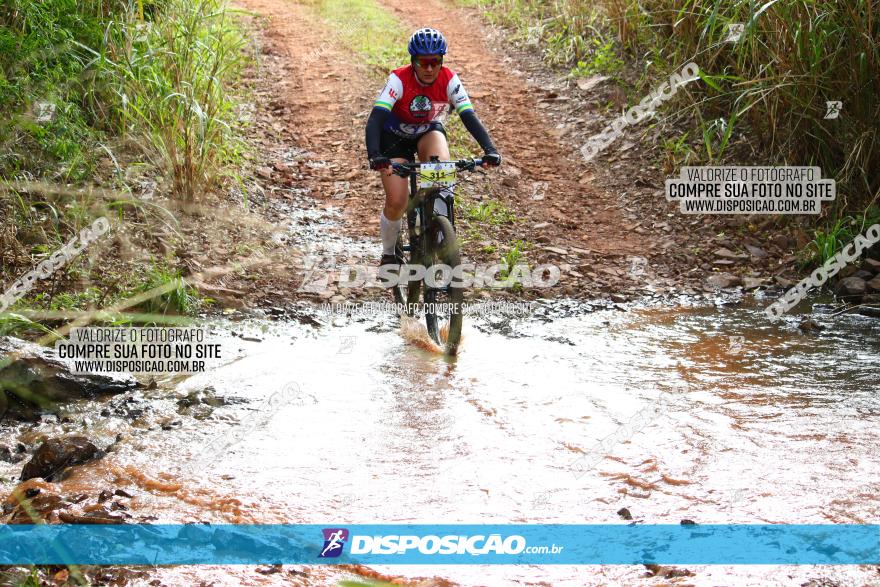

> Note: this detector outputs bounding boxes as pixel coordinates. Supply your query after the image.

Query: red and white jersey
[373,64,474,138]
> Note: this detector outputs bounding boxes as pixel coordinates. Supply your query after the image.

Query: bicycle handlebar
[391,158,485,177]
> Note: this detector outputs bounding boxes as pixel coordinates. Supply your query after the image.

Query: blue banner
[0,524,876,565]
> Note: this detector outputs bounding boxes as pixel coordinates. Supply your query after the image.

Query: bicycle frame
[396,156,481,266]
[389,156,485,354]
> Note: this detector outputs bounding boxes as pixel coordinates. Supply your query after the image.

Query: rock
[534,222,551,230]
[159,418,181,431]
[616,507,633,520]
[837,265,859,279]
[706,273,742,289]
[680,519,696,525]
[745,245,768,259]
[256,565,283,575]
[58,509,126,524]
[742,277,765,290]
[834,276,866,297]
[20,436,101,481]
[210,527,285,558]
[4,484,68,524]
[0,337,139,419]
[0,444,21,463]
[771,234,791,250]
[575,75,609,92]
[856,306,880,318]
[798,319,824,333]
[542,246,568,256]
[854,270,874,281]
[713,248,748,261]
[867,276,880,292]
[862,258,880,273]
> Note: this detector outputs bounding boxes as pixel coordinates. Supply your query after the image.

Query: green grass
[306,0,408,73]
[462,199,519,225]
[0,258,211,338]
[14,568,41,587]
[46,287,104,310]
[571,39,624,77]
[0,312,59,338]
[0,0,110,180]
[803,205,880,266]
[501,238,529,268]
[132,263,208,315]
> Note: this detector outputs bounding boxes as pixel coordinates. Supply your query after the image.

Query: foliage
[459,0,880,214]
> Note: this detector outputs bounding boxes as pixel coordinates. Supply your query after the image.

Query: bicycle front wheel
[423,215,464,355]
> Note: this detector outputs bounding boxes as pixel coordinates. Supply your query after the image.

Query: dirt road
[235,0,677,302]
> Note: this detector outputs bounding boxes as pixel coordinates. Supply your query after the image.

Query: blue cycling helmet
[408,28,448,56]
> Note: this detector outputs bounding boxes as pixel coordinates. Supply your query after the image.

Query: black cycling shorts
[379,124,447,161]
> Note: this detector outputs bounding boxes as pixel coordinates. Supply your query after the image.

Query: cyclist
[365,27,502,270]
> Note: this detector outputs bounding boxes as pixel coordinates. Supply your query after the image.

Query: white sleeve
[374,73,404,111]
[447,73,474,114]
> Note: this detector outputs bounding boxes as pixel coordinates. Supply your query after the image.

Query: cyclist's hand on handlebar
[483,152,502,167]
[369,156,392,175]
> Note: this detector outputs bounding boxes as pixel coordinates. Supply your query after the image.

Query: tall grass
[99,0,249,199]
[463,0,880,216]
[635,0,879,215]
[1,0,248,199]
[1,0,246,331]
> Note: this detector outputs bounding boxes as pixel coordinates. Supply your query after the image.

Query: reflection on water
[1,299,877,585]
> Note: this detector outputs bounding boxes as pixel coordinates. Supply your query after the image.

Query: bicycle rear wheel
[423,215,464,355]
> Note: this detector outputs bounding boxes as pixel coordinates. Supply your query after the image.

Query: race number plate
[419,162,457,188]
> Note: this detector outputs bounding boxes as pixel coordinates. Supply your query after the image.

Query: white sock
[380,212,402,255]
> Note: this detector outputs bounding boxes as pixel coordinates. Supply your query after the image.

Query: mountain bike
[387,156,486,356]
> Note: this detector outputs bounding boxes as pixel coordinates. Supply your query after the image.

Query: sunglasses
[414,57,443,69]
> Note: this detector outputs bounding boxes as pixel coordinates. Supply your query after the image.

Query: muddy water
[2,300,879,586]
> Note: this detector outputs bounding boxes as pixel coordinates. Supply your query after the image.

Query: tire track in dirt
[375,0,655,260]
